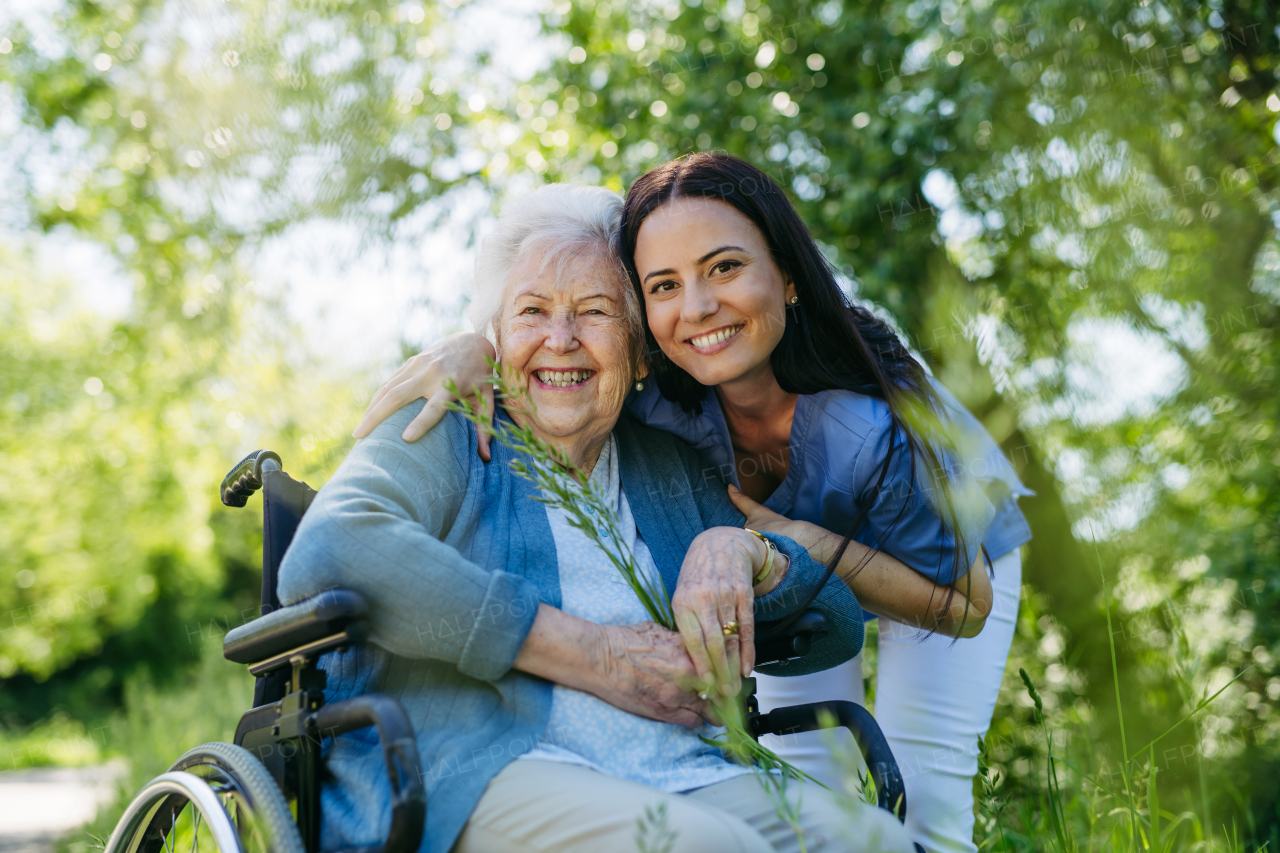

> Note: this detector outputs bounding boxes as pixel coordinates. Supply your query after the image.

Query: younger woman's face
[633,197,796,390]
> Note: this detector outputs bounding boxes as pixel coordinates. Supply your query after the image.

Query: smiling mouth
[687,324,745,350]
[533,369,595,388]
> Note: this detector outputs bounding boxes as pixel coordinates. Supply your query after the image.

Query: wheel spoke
[189,808,201,853]
[164,808,177,853]
[115,745,305,853]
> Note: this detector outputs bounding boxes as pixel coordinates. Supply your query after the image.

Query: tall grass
[56,637,255,853]
[966,549,1262,853]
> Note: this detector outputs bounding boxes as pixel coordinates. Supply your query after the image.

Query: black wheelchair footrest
[749,701,907,822]
[310,696,426,853]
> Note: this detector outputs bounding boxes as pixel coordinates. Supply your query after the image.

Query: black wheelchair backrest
[222,450,318,706]
[221,449,317,615]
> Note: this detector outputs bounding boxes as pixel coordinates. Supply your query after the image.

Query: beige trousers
[452,759,915,853]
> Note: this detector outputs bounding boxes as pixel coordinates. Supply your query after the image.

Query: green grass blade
[1091,531,1138,850]
[1148,745,1161,852]
[1048,731,1072,852]
[1125,667,1253,763]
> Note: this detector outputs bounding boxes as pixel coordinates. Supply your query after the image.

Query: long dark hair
[620,152,977,633]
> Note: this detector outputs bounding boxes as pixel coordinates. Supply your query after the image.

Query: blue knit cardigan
[277,403,864,852]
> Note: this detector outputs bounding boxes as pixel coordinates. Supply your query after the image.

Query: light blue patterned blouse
[519,436,750,793]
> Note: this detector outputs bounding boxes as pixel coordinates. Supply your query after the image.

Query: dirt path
[0,762,124,853]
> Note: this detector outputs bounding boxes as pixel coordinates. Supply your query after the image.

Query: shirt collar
[699,389,814,516]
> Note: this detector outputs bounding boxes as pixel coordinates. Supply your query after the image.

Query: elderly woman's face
[497,250,637,445]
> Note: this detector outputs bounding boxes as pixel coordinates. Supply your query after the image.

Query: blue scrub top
[624,378,1033,585]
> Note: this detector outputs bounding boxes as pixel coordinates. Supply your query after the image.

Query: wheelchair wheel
[104,742,304,853]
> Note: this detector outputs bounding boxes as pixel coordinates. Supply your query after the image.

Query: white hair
[468,184,641,361]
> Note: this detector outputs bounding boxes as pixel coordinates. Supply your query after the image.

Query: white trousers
[754,549,1022,853]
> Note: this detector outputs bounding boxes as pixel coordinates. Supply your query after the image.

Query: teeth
[535,369,592,387]
[690,325,742,349]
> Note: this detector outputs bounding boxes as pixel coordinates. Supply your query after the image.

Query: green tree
[0,0,476,721]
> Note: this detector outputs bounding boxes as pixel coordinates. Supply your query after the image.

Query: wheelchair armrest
[224,589,370,666]
[755,609,829,667]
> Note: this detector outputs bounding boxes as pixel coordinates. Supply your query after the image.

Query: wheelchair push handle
[220,449,283,507]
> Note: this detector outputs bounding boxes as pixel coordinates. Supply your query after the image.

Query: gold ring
[722,620,740,636]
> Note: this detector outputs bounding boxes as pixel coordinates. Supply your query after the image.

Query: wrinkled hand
[672,527,764,699]
[352,331,497,459]
[592,622,713,728]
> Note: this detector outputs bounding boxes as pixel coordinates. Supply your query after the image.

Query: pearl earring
[789,295,799,305]
[635,380,644,391]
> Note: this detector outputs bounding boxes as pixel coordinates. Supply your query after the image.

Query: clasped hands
[594,525,788,728]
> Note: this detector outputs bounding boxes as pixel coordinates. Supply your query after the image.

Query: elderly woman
[278,184,912,853]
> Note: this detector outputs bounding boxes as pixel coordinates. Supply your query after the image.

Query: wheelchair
[103,449,922,853]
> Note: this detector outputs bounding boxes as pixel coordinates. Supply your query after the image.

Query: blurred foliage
[2,0,1279,846]
[0,0,386,723]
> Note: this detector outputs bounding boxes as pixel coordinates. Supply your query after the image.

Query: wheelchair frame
[106,448,919,853]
